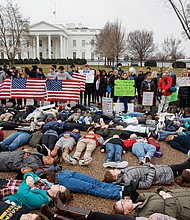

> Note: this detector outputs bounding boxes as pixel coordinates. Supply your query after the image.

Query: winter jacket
[158,76,173,96]
[114,165,174,188]
[178,85,190,99]
[55,71,73,80]
[0,150,43,172]
[136,74,146,91]
[140,79,156,94]
[134,189,190,219]
[0,201,28,220]
[0,70,6,83]
[4,172,50,210]
[170,135,190,153]
[94,76,106,95]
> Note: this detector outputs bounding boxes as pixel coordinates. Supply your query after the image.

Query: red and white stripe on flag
[0,78,11,99]
[45,79,81,101]
[72,72,86,92]
[11,78,46,99]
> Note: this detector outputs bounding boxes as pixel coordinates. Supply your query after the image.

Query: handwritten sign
[79,70,94,83]
[102,97,113,115]
[142,91,154,106]
[114,80,135,96]
[176,77,190,87]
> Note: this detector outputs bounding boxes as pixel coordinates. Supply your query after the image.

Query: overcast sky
[2,0,190,56]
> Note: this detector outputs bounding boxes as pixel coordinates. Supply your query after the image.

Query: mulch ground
[1,129,188,216]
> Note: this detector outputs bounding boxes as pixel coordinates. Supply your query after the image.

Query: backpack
[29,130,43,148]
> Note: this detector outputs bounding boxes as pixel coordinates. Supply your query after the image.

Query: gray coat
[0,150,43,171]
[115,165,174,188]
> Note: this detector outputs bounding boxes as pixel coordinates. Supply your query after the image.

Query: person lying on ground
[40,190,177,220]
[0,148,55,172]
[3,171,72,210]
[100,134,128,169]
[103,157,190,189]
[113,188,189,220]
[165,133,190,154]
[63,126,104,166]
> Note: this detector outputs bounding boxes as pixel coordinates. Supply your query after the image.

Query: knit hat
[129,133,137,140]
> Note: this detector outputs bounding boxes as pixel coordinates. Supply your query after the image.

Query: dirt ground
[1,129,188,216]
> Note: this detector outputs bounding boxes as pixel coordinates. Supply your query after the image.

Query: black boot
[40,204,70,220]
[54,191,90,220]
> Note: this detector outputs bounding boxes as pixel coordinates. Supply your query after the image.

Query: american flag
[11,78,46,99]
[45,79,81,101]
[72,72,86,92]
[0,78,11,99]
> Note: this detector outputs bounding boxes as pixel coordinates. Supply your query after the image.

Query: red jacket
[158,76,173,96]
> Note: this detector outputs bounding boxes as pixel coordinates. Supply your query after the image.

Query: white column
[60,35,63,58]
[36,35,39,59]
[48,35,51,59]
[63,37,66,58]
[66,38,68,58]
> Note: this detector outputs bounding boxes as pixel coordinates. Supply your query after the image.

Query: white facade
[23,21,100,60]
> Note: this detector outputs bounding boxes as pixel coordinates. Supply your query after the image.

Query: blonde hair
[151,71,157,78]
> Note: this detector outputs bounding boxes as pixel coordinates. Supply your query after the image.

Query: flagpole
[53,2,56,24]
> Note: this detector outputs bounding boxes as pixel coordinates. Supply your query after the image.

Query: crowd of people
[0,63,190,219]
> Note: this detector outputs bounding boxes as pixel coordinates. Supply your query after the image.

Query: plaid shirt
[0,178,49,198]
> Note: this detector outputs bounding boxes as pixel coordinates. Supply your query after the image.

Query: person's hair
[59,188,73,204]
[102,170,115,183]
[0,67,3,71]
[165,134,175,142]
[15,168,24,180]
[58,65,64,70]
[50,66,55,71]
[52,64,57,70]
[70,64,75,68]
[35,215,47,220]
[112,204,123,214]
[87,126,94,133]
[146,66,151,70]
[37,67,43,72]
[175,169,190,186]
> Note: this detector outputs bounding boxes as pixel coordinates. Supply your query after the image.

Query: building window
[18,52,21,59]
[1,52,4,59]
[51,40,53,47]
[39,40,42,47]
[27,40,29,47]
[73,52,76,59]
[82,52,85,59]
[91,52,94,60]
[91,39,95,46]
[73,40,76,47]
[82,40,85,47]
[39,52,43,59]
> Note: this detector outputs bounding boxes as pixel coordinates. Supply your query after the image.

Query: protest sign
[176,77,190,87]
[142,91,154,106]
[79,70,94,83]
[102,97,113,115]
[114,80,135,96]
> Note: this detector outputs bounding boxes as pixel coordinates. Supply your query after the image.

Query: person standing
[0,66,7,107]
[158,70,173,113]
[108,69,120,102]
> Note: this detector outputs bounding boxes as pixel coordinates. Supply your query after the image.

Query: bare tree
[161,35,184,60]
[0,0,30,66]
[127,30,155,66]
[165,0,190,40]
[95,19,127,65]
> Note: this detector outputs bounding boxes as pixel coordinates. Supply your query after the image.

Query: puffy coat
[114,165,174,188]
[178,86,190,99]
[158,76,173,96]
[134,189,190,220]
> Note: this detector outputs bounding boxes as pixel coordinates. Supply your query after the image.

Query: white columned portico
[48,35,51,59]
[36,35,39,59]
[60,35,63,58]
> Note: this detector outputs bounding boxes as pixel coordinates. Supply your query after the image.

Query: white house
[26,21,100,60]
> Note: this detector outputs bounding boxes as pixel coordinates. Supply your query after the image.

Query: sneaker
[154,151,163,158]
[139,160,145,165]
[187,150,190,159]
[69,156,78,166]
[62,152,71,163]
[103,161,117,168]
[145,156,151,164]
[115,161,129,169]
[79,157,92,166]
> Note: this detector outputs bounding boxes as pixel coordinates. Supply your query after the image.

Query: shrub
[172,61,186,68]
[144,60,157,67]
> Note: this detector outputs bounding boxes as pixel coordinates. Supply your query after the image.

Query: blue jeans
[132,142,156,162]
[105,143,122,162]
[0,131,30,151]
[58,170,122,200]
